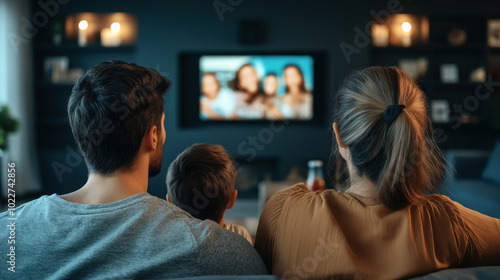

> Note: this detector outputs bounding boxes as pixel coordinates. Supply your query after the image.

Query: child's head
[201,73,220,100]
[166,144,237,224]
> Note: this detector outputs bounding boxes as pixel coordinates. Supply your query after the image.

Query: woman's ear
[333,122,346,148]
[166,194,171,202]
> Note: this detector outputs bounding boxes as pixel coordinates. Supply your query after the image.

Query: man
[0,61,267,279]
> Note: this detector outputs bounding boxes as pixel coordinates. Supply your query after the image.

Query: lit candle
[101,22,121,47]
[78,20,88,47]
[401,21,412,47]
[372,24,389,47]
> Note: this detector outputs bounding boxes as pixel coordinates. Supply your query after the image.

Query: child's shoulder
[224,223,253,244]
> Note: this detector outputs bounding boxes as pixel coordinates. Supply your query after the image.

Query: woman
[230,64,266,119]
[254,66,500,279]
[199,73,234,120]
[281,65,312,120]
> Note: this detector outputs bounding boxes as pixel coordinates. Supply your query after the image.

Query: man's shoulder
[198,225,267,274]
[0,194,50,216]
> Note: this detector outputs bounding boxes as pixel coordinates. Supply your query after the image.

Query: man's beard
[148,139,164,177]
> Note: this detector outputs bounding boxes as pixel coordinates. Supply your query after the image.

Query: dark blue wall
[38,0,500,198]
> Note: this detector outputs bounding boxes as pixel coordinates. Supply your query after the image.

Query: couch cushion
[482,140,500,184]
[170,276,281,280]
[446,179,500,218]
[407,266,500,280]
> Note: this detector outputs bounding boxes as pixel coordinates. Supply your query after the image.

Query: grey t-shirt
[0,192,267,279]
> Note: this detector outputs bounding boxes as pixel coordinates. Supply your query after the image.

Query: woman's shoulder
[406,194,468,224]
[267,183,349,208]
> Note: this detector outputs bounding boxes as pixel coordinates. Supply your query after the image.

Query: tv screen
[198,55,314,121]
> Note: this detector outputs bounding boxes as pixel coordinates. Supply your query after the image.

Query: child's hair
[331,66,446,210]
[166,144,236,222]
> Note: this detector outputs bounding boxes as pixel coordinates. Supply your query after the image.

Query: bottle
[306,160,326,192]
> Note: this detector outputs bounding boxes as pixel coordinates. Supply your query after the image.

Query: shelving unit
[370,15,500,149]
[33,13,137,194]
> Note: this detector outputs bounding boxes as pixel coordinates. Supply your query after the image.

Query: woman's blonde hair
[332,66,446,210]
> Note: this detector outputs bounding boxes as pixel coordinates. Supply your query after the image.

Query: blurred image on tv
[199,55,314,121]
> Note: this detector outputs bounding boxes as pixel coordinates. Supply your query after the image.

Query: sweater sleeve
[254,184,303,272]
[451,201,500,266]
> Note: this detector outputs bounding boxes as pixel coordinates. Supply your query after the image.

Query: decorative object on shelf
[401,21,412,47]
[448,28,467,46]
[44,56,69,83]
[101,22,121,47]
[388,14,428,47]
[77,20,88,47]
[470,67,486,83]
[416,57,428,80]
[65,13,137,47]
[431,100,450,123]
[488,19,500,47]
[0,106,20,151]
[440,64,459,84]
[398,57,427,80]
[398,59,418,79]
[52,18,64,45]
[44,56,84,84]
[460,114,478,124]
[371,24,389,47]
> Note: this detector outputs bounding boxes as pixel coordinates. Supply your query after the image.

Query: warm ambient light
[110,22,121,33]
[78,20,88,31]
[402,22,412,32]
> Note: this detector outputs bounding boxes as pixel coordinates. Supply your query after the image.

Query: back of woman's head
[333,66,445,210]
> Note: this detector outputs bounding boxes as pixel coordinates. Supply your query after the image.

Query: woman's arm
[254,187,290,272]
[453,201,500,266]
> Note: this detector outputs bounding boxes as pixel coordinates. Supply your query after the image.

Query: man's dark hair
[68,60,171,174]
[166,144,236,223]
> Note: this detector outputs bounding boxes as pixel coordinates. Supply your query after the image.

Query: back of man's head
[68,60,171,175]
[166,144,236,223]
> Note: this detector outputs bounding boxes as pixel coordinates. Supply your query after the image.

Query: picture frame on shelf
[431,100,450,123]
[440,64,459,84]
[488,19,500,47]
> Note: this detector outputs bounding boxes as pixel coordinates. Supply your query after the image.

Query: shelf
[432,82,482,90]
[430,43,486,53]
[370,46,430,54]
[34,43,136,54]
[432,121,486,130]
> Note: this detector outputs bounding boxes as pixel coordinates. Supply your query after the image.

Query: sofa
[442,140,500,219]
[170,266,500,279]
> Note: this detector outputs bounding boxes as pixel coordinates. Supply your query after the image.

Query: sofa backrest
[482,140,500,185]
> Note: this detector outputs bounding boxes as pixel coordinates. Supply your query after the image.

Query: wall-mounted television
[179,52,326,127]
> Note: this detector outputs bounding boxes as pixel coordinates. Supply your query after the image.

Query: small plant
[0,106,20,151]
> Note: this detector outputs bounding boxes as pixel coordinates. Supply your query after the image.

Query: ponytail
[332,67,445,210]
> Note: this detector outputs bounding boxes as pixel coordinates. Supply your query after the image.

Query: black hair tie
[383,104,405,126]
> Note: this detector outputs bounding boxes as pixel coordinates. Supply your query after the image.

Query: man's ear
[333,122,346,149]
[226,190,238,210]
[145,125,159,150]
[166,194,171,202]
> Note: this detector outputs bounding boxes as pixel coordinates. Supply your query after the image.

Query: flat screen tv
[179,52,326,127]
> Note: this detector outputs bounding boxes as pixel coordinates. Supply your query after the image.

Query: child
[166,144,253,244]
